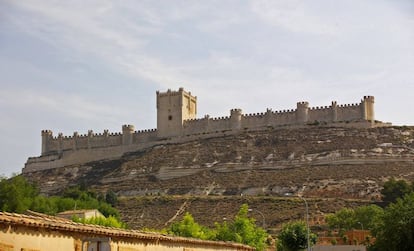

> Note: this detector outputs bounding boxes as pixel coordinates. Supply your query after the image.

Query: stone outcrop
[23,125,414,230]
[24,126,414,199]
[118,196,369,231]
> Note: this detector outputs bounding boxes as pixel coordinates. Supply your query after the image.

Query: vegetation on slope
[167,204,268,251]
[72,215,127,229]
[326,205,384,233]
[24,126,414,200]
[371,192,414,251]
[118,195,369,231]
[380,177,414,204]
[0,175,124,228]
[277,221,317,251]
[324,179,414,250]
[152,178,414,250]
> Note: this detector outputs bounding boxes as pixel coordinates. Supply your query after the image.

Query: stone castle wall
[180,96,375,134]
[24,89,384,173]
[41,128,158,155]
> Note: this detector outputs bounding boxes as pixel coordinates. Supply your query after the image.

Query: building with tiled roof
[57,209,105,220]
[0,211,253,251]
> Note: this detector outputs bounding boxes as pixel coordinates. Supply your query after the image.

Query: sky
[1,0,413,177]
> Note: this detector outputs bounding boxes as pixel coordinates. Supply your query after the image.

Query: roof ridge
[0,211,253,250]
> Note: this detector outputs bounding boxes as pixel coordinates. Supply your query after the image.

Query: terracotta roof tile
[0,211,253,250]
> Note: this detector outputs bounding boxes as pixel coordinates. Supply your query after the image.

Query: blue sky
[1,0,413,176]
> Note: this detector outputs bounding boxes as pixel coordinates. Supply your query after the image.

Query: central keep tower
[156,88,197,138]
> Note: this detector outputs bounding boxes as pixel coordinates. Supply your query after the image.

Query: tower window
[168,115,173,120]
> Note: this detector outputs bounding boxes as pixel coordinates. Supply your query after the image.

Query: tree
[72,215,127,229]
[326,205,384,233]
[214,221,233,241]
[60,186,120,218]
[371,192,414,251]
[214,204,268,251]
[354,205,383,230]
[381,178,412,204]
[105,190,118,206]
[0,175,38,213]
[31,195,58,215]
[278,221,317,251]
[326,208,356,232]
[0,175,123,224]
[168,212,213,240]
[98,202,120,218]
[168,204,268,250]
[54,197,76,212]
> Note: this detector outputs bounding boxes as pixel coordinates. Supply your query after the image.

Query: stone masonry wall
[181,96,374,134]
[25,92,381,173]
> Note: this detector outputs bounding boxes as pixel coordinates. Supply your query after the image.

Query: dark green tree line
[381,178,413,204]
[326,205,384,232]
[370,192,414,251]
[0,175,123,227]
[326,183,414,251]
[0,175,37,213]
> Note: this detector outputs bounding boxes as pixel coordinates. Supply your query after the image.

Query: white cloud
[0,89,128,124]
[6,1,155,69]
[1,0,414,176]
[250,0,340,36]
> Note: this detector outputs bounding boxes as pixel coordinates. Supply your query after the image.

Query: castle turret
[73,132,79,150]
[331,101,338,122]
[41,130,53,155]
[296,102,309,123]
[122,124,135,145]
[362,96,375,121]
[157,88,197,138]
[230,108,242,130]
[57,133,63,155]
[87,130,94,149]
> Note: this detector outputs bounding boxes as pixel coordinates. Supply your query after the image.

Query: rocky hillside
[25,126,414,198]
[23,126,414,229]
[117,196,369,233]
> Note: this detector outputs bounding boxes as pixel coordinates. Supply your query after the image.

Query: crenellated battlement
[51,130,124,140]
[39,126,159,156]
[27,88,388,173]
[230,108,242,113]
[156,87,195,99]
[309,106,331,110]
[155,88,182,97]
[177,93,380,136]
[338,103,359,108]
[41,130,52,135]
[297,101,309,108]
[243,112,267,117]
[135,128,157,133]
[212,116,230,121]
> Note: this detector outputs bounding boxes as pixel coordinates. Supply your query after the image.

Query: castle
[23,88,386,173]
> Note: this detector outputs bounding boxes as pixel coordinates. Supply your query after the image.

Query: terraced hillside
[117,196,369,233]
[24,126,414,229]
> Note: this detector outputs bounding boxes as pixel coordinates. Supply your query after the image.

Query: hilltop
[23,126,414,230]
[25,126,414,198]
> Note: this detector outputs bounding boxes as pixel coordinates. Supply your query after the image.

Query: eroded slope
[25,126,414,200]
